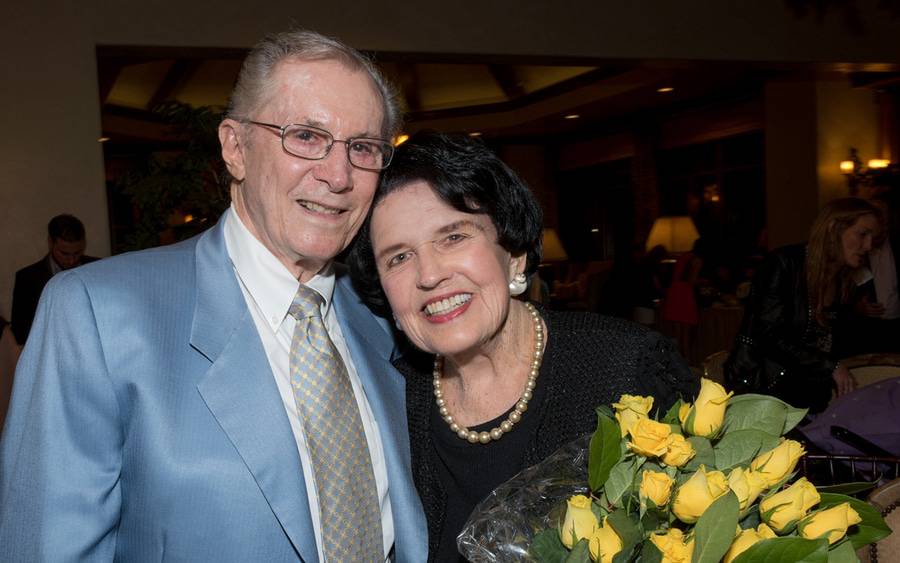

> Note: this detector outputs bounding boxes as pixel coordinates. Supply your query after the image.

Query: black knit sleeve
[635,329,700,413]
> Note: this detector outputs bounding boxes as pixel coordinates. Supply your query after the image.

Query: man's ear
[219,119,246,182]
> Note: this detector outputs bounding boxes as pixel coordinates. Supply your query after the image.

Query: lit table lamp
[645,216,699,254]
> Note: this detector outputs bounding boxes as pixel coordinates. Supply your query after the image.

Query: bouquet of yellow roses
[457,378,891,562]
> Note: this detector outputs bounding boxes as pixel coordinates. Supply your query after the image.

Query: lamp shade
[645,216,699,253]
[541,228,568,262]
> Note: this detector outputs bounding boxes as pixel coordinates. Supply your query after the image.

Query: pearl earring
[508,272,528,296]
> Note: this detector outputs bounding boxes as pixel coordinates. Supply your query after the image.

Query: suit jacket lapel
[190,219,318,563]
[333,276,428,562]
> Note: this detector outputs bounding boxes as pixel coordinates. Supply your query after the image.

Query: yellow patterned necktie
[288,285,383,562]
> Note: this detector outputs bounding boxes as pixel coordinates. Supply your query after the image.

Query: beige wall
[2,1,899,317]
[1,2,108,319]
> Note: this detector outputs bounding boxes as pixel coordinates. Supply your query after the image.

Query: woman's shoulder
[542,307,656,347]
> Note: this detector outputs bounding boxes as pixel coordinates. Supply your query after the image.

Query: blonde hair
[806,197,879,324]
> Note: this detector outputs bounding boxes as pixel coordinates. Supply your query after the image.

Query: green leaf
[826,539,860,563]
[815,482,876,496]
[692,491,740,563]
[604,457,641,507]
[684,436,715,472]
[640,539,664,563]
[529,528,570,563]
[818,493,892,549]
[783,405,809,434]
[713,429,777,471]
[564,539,591,563]
[723,395,788,436]
[733,537,830,563]
[606,509,642,563]
[661,399,684,425]
[589,410,624,491]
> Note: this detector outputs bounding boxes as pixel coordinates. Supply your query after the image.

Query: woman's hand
[832,364,856,397]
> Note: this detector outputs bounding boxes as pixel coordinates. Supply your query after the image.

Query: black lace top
[395,305,699,562]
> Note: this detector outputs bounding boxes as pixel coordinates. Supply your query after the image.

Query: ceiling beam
[488,65,526,99]
[146,60,201,110]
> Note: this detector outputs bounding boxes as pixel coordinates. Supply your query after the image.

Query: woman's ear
[508,251,528,280]
[219,119,246,182]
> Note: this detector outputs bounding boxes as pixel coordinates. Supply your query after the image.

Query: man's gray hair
[226,29,401,139]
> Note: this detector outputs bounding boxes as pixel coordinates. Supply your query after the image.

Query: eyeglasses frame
[242,119,394,171]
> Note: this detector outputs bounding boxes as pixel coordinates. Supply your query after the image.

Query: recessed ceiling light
[591,228,599,233]
[657,87,674,93]
[98,136,110,143]
[564,114,580,120]
[469,131,482,137]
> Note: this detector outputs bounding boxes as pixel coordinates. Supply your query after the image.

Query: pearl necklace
[432,302,545,444]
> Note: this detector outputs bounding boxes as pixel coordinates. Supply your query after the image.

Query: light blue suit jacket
[0,218,427,562]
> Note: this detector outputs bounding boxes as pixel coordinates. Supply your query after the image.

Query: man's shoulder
[15,256,50,279]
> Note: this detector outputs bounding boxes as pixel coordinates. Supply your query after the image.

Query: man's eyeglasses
[244,120,394,171]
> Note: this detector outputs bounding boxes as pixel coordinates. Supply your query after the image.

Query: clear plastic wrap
[457,434,592,562]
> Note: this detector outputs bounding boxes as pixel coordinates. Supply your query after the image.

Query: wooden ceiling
[96,46,899,149]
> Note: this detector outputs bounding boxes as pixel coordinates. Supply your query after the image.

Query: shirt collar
[223,206,336,331]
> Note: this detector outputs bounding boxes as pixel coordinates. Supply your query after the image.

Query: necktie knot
[289,284,323,320]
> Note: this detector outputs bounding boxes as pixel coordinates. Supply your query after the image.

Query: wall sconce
[645,216,700,253]
[841,147,892,193]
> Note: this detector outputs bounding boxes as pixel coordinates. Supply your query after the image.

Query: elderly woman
[725,197,881,413]
[349,132,697,561]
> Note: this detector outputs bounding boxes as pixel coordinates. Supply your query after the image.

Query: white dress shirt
[223,207,393,560]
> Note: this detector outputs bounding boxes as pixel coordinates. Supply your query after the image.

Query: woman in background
[725,198,880,413]
[349,131,698,562]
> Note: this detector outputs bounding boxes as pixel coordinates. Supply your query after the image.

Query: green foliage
[529,528,570,562]
[604,457,641,506]
[732,537,829,563]
[683,436,715,472]
[692,491,740,563]
[564,539,591,562]
[607,509,642,563]
[589,410,624,491]
[713,429,780,471]
[660,399,683,425]
[115,101,229,251]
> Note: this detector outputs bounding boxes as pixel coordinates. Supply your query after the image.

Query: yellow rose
[798,503,862,545]
[723,524,777,563]
[628,418,672,458]
[679,377,733,437]
[661,432,695,467]
[727,467,767,510]
[672,465,730,523]
[649,528,694,563]
[613,394,654,437]
[759,477,821,532]
[641,470,675,507]
[750,440,806,487]
[560,494,599,548]
[588,517,623,563]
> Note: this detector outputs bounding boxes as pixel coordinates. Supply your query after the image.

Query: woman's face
[370,181,525,358]
[840,213,879,268]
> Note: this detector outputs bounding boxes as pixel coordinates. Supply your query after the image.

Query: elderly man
[0,30,427,562]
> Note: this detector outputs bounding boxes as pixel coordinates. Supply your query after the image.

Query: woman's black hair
[348,131,543,315]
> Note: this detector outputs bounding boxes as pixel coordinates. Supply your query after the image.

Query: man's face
[49,237,86,270]
[220,58,385,281]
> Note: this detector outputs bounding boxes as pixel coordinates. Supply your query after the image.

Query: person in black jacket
[724,198,881,413]
[10,214,96,344]
[348,131,698,563]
